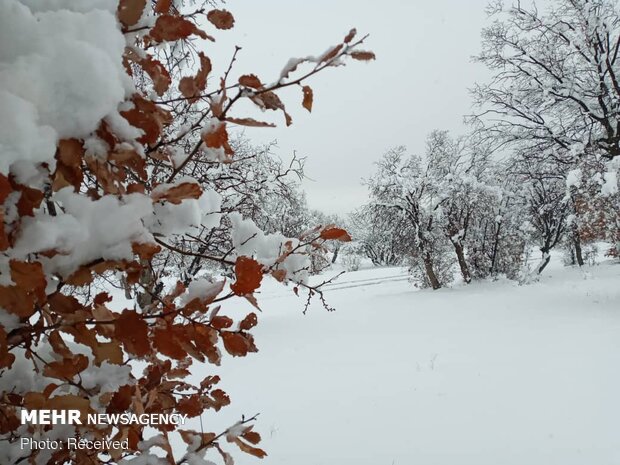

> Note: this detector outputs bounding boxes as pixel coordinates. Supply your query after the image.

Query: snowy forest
[0,0,619,464]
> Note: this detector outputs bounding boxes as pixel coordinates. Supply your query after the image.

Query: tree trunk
[452,241,472,283]
[331,245,340,264]
[423,252,441,289]
[573,235,584,267]
[536,249,551,274]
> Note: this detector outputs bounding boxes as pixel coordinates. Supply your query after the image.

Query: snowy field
[189,258,620,465]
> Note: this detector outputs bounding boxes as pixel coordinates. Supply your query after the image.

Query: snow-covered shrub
[341,248,362,271]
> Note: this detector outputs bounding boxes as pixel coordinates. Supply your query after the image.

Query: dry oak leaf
[154,0,172,13]
[121,95,172,146]
[210,315,233,330]
[206,9,235,30]
[230,256,263,296]
[139,55,172,96]
[43,354,89,381]
[302,85,313,112]
[15,183,44,217]
[152,182,202,204]
[132,241,161,260]
[53,139,84,192]
[0,210,9,252]
[177,395,203,417]
[117,0,146,27]
[153,325,187,360]
[179,52,212,102]
[0,173,11,204]
[221,332,252,357]
[114,310,151,357]
[179,430,217,446]
[0,286,35,318]
[238,74,262,89]
[351,50,376,61]
[239,312,258,331]
[149,14,210,42]
[202,121,234,156]
[0,326,15,369]
[226,117,275,128]
[10,260,46,303]
[344,28,357,43]
[231,436,267,459]
[320,227,352,242]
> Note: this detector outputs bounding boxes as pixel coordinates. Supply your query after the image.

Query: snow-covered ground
[191,257,620,465]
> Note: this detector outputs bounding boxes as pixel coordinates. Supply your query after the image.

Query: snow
[0,0,129,181]
[229,212,310,283]
[14,188,154,278]
[566,168,582,189]
[181,256,620,465]
[600,170,618,196]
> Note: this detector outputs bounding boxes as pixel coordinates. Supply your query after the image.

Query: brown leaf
[202,121,234,156]
[0,174,11,204]
[121,95,172,146]
[132,242,161,260]
[177,395,203,417]
[118,0,146,27]
[271,269,287,282]
[140,55,172,96]
[238,74,262,89]
[53,139,84,192]
[154,0,172,14]
[10,260,46,303]
[225,117,275,128]
[15,185,44,217]
[230,257,263,296]
[152,182,202,204]
[210,316,233,330]
[179,52,212,102]
[221,332,251,357]
[344,28,357,43]
[153,325,187,360]
[0,286,35,318]
[114,310,150,357]
[179,430,217,446]
[242,429,261,445]
[239,313,257,331]
[232,437,267,458]
[351,50,376,61]
[0,210,9,252]
[149,15,210,42]
[302,85,313,112]
[320,227,352,242]
[48,293,82,315]
[107,385,133,414]
[251,92,292,126]
[94,341,124,366]
[321,44,343,64]
[206,9,235,30]
[43,354,89,380]
[0,327,15,369]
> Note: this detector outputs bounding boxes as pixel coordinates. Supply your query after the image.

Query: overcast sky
[210,0,495,214]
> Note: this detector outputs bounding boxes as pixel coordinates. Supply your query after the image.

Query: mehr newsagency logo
[20,409,187,451]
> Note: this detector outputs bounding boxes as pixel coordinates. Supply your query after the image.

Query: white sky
[209,0,494,214]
